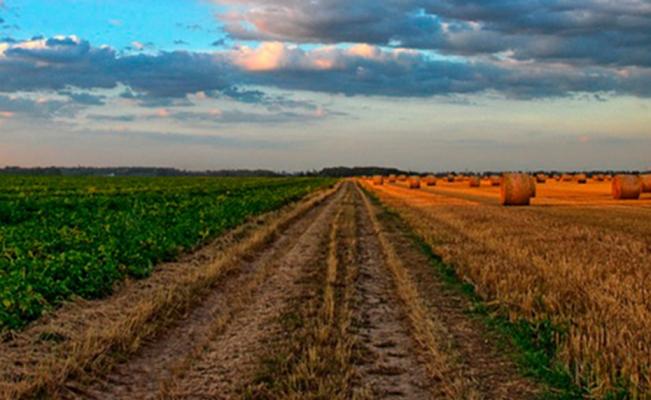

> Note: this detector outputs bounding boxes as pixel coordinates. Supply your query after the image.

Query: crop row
[0,177,334,329]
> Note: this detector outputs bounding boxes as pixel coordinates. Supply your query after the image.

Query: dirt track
[2,181,540,399]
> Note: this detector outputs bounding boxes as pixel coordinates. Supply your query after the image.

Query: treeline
[315,166,414,177]
[0,166,647,178]
[0,166,413,178]
[0,167,281,177]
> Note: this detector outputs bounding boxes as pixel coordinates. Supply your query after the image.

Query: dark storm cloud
[219,0,651,67]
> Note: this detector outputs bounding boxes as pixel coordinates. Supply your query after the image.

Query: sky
[0,0,650,172]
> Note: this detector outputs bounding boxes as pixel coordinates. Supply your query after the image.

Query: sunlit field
[362,176,651,398]
[2,0,651,398]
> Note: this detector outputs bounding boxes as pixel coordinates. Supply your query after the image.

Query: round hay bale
[500,173,533,206]
[640,174,651,193]
[408,176,421,189]
[593,174,605,182]
[387,174,397,183]
[561,174,573,182]
[455,175,465,182]
[446,175,455,183]
[398,175,407,182]
[489,175,501,186]
[575,173,588,184]
[536,173,547,183]
[372,175,384,185]
[468,176,480,187]
[612,175,642,199]
[423,175,437,186]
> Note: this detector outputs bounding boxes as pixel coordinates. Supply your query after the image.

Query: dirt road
[1,181,539,399]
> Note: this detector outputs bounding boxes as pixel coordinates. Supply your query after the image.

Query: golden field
[363,177,651,398]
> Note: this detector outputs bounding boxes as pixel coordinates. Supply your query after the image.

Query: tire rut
[65,184,347,400]
[154,182,347,399]
[350,187,435,399]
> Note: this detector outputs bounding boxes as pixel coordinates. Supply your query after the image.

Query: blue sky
[1,0,225,51]
[0,0,650,171]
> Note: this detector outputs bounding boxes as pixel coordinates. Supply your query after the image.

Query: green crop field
[0,176,334,330]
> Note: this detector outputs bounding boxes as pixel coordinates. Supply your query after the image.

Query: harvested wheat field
[369,177,651,399]
[401,178,651,207]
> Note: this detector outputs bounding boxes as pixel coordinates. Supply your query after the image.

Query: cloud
[0,34,650,109]
[0,36,236,98]
[0,94,77,119]
[59,90,106,106]
[88,106,338,126]
[86,128,295,150]
[86,113,136,122]
[225,42,651,98]
[218,1,651,68]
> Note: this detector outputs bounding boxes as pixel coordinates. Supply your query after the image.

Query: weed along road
[1,181,546,399]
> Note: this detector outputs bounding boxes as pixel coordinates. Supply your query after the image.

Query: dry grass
[365,181,651,399]
[0,184,340,400]
[416,178,651,207]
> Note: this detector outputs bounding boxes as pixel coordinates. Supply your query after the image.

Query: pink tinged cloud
[0,111,15,118]
[194,91,208,100]
[313,106,327,118]
[228,41,418,72]
[231,42,289,71]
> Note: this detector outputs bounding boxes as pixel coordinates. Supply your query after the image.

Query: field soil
[1,181,540,399]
